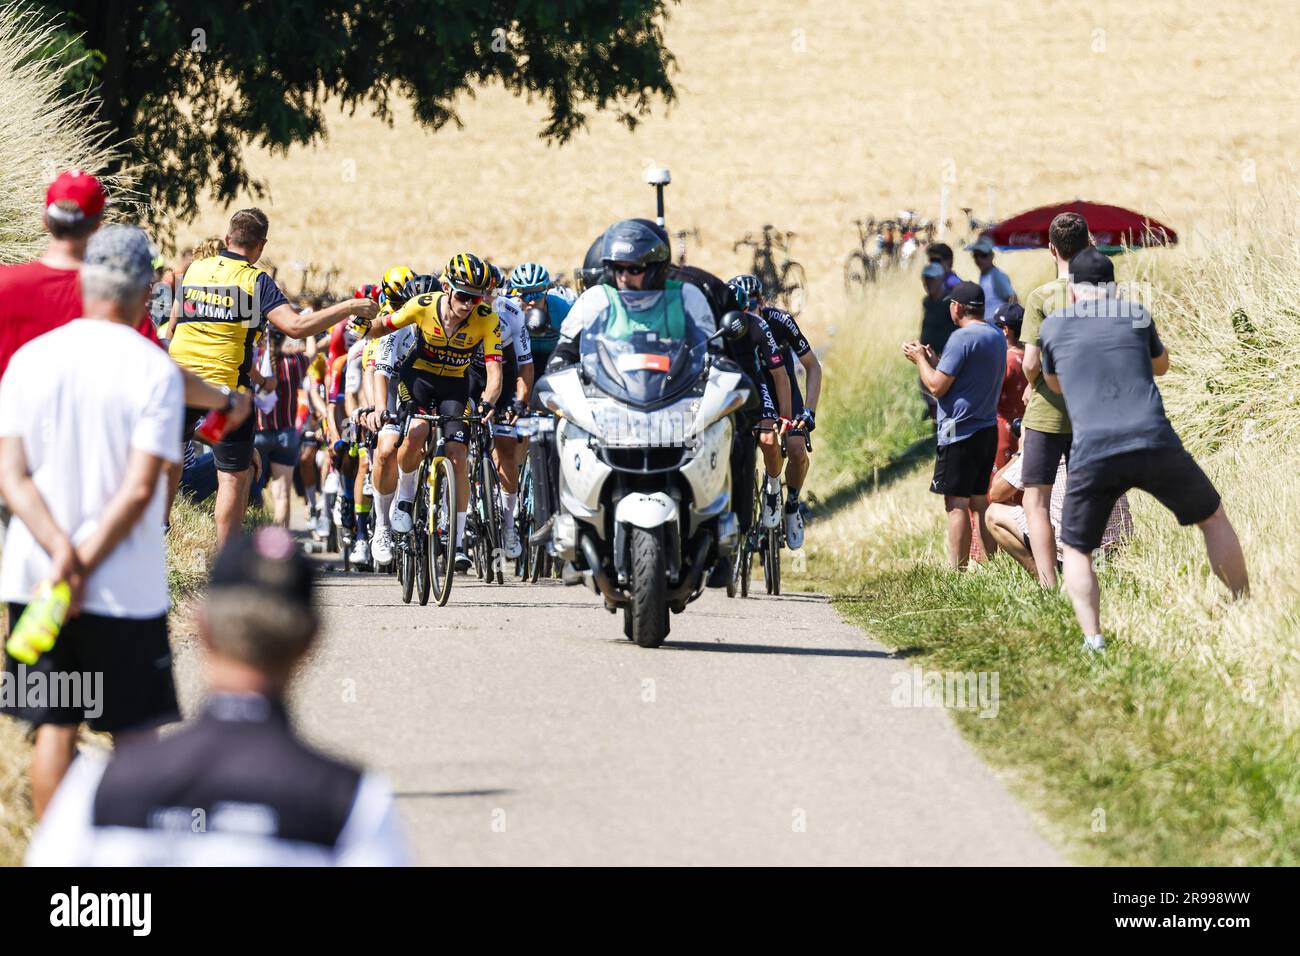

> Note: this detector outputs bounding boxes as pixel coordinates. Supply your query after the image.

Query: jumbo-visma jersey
[170,252,286,389]
[389,291,501,378]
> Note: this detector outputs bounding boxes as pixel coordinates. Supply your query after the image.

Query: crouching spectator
[986,445,1132,578]
[26,527,411,865]
[1039,248,1249,651]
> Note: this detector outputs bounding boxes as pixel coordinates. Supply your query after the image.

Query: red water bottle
[195,388,236,443]
[194,407,229,443]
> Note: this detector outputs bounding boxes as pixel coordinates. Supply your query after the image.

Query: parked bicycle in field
[734,224,806,316]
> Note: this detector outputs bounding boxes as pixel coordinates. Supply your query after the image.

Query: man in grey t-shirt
[1040,248,1249,652]
[905,281,1006,568]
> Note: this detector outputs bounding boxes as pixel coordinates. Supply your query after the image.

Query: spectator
[163,237,223,344]
[1018,211,1091,587]
[904,281,1006,568]
[986,448,1132,578]
[26,528,411,865]
[179,440,218,504]
[992,303,1028,470]
[926,242,962,289]
[252,330,310,527]
[0,170,105,385]
[966,235,1017,321]
[1039,247,1249,652]
[919,262,955,355]
[169,208,375,548]
[0,226,184,817]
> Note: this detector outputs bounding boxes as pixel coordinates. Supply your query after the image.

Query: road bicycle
[844,217,884,292]
[464,413,506,586]
[731,422,812,597]
[387,409,459,607]
[734,225,807,316]
[513,414,558,583]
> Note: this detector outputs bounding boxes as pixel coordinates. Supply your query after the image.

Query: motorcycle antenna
[644,166,671,228]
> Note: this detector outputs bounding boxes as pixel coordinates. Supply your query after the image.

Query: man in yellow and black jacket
[170,208,377,546]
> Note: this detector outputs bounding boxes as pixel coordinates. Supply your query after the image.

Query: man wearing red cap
[0,171,105,382]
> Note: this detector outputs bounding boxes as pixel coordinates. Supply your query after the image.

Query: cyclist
[365,254,503,572]
[731,273,821,548]
[468,266,533,560]
[508,262,571,371]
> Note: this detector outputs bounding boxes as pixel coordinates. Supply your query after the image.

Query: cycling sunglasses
[451,289,484,304]
[516,289,546,303]
[610,263,647,276]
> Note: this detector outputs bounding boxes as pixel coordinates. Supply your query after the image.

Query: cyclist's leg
[437,398,471,554]
[730,411,759,537]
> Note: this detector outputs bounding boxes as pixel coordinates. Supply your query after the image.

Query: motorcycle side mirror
[525,307,547,333]
[719,309,750,342]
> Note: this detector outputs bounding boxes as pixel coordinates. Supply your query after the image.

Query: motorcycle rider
[549,220,716,368]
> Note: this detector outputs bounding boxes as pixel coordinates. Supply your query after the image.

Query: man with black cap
[904,281,1006,568]
[26,527,410,865]
[1039,248,1249,652]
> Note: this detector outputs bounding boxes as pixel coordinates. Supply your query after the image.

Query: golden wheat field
[179,0,1300,330]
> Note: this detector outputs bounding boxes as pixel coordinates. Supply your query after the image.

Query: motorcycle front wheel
[630,526,669,648]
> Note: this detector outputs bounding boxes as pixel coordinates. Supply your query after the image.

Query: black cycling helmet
[578,234,606,291]
[600,218,672,289]
[402,274,439,299]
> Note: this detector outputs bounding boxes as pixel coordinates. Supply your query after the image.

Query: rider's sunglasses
[452,290,484,304]
[517,290,546,303]
[611,263,646,276]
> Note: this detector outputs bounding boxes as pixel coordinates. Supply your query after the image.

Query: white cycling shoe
[761,491,782,530]
[349,538,370,566]
[371,529,394,565]
[454,550,473,573]
[502,526,522,559]
[389,498,415,534]
[784,507,805,550]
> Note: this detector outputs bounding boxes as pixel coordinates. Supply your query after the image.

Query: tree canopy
[36,1,678,229]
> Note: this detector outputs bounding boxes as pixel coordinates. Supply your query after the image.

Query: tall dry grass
[180,0,1300,340]
[0,1,124,262]
[803,201,1300,726]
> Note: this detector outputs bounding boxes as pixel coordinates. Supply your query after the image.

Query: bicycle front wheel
[479,447,504,585]
[429,456,457,606]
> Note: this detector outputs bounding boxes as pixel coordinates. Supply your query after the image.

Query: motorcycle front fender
[614,491,679,530]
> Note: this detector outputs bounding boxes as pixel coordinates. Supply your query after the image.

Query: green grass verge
[834,559,1299,865]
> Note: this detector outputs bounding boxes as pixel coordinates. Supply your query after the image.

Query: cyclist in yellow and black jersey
[363,254,502,569]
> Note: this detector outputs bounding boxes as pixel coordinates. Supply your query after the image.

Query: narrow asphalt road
[175,555,1061,866]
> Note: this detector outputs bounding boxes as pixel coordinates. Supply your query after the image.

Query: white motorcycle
[535,309,752,647]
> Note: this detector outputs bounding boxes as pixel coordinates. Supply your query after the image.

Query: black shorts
[468,359,519,415]
[1060,446,1220,552]
[2,606,178,734]
[183,405,255,473]
[931,425,998,498]
[1020,427,1072,486]
[399,373,470,446]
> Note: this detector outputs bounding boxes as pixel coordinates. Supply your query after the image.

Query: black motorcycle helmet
[578,234,606,291]
[600,218,672,289]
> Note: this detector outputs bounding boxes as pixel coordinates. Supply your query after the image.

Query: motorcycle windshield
[580,291,707,408]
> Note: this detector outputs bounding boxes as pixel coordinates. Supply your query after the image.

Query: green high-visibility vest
[600,280,687,341]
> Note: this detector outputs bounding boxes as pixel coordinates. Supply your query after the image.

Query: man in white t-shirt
[0,225,183,818]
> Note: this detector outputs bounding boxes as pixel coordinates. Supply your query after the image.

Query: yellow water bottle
[5,581,72,665]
